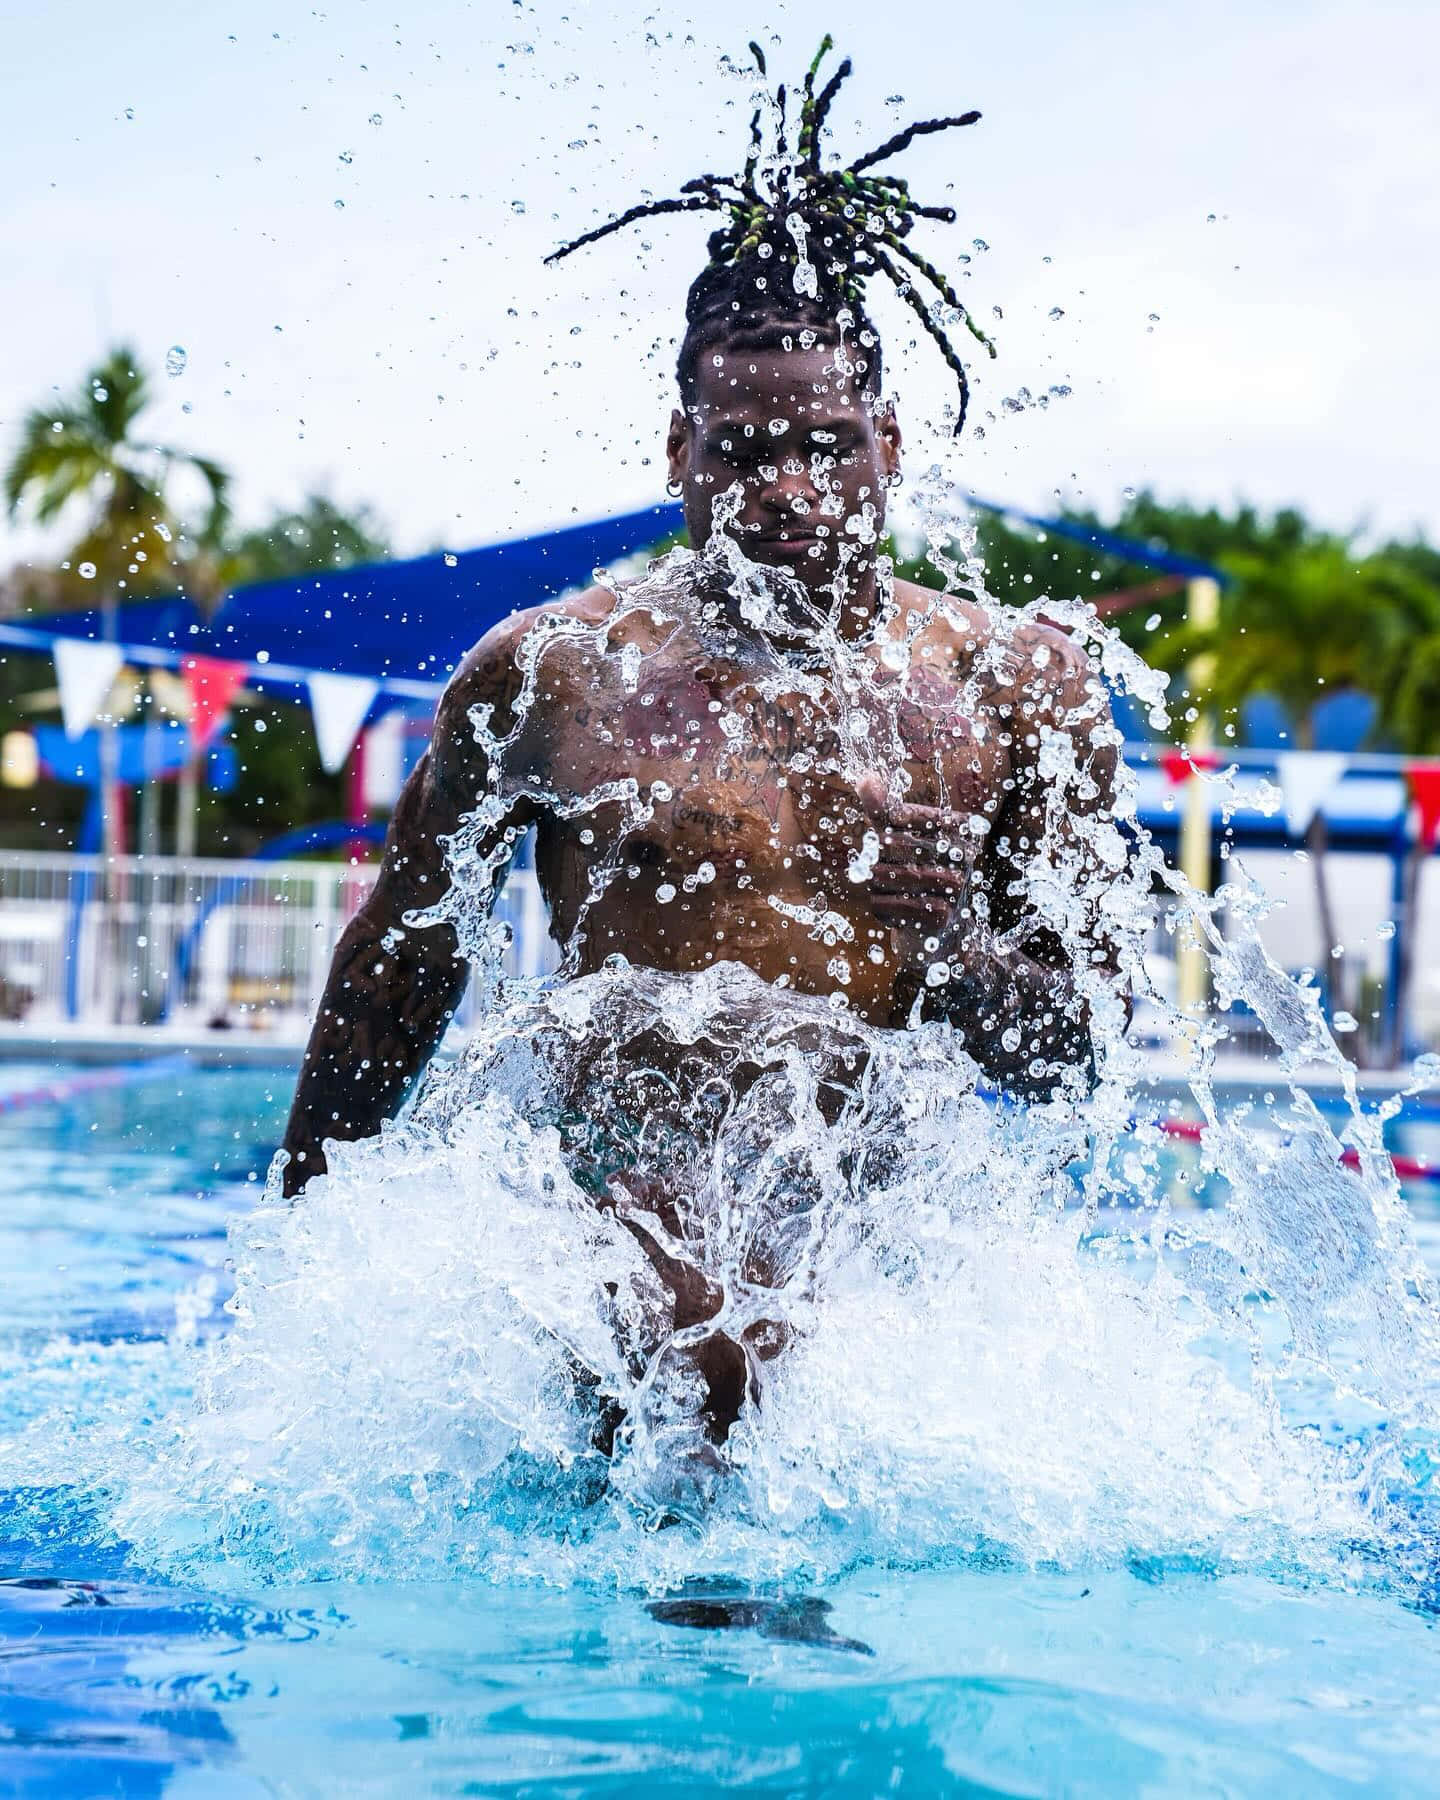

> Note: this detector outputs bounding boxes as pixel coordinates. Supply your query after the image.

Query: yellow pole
[1177,575,1220,1017]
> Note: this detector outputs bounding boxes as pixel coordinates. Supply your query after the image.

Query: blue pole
[65,790,104,1020]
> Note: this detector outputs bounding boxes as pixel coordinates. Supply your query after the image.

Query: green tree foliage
[3,346,228,608]
[220,493,391,587]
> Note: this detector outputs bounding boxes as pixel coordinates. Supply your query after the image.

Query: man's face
[666,341,901,600]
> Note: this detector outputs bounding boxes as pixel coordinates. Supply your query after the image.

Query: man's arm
[279,635,527,1195]
[868,641,1127,1094]
[946,641,1127,1093]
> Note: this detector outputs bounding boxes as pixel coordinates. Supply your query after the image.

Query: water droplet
[925,961,950,988]
[656,882,677,905]
[1048,307,1065,321]
[510,199,526,214]
[91,385,108,402]
[1332,1011,1358,1034]
[443,552,458,567]
[78,562,97,580]
[972,238,989,253]
[1206,212,1216,223]
[1001,1026,1023,1053]
[165,345,187,378]
[1145,613,1162,631]
[123,106,135,121]
[1376,920,1396,941]
[368,112,383,127]
[334,198,345,210]
[338,149,354,164]
[1411,1052,1440,1088]
[767,418,790,436]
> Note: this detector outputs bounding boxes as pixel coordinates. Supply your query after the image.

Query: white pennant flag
[54,639,124,740]
[1278,750,1347,837]
[308,672,379,773]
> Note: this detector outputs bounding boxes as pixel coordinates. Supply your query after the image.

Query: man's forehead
[698,397,868,435]
[692,344,870,421]
[694,380,870,433]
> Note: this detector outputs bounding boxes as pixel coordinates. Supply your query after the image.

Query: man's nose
[757,461,818,515]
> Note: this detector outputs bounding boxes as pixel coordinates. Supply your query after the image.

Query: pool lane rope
[1154,1114,1438,1185]
[0,1054,190,1113]
[1,1054,1432,1185]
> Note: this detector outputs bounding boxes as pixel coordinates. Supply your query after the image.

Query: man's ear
[666,408,690,485]
[876,404,902,481]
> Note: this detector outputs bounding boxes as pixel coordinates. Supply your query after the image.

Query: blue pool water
[5,1064,1440,1795]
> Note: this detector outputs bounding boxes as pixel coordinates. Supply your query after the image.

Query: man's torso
[481,576,1066,1028]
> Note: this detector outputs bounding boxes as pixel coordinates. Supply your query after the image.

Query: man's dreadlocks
[546,38,994,436]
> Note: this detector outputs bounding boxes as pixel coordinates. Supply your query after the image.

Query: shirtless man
[281,76,1126,1444]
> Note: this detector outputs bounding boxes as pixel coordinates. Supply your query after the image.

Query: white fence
[0,851,552,1035]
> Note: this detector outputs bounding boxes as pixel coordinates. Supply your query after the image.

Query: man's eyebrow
[702,414,862,438]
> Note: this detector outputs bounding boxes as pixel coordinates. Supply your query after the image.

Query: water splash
[24,508,1440,1599]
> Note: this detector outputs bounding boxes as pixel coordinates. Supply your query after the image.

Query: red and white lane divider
[1155,1114,1438,1185]
[0,1055,189,1114]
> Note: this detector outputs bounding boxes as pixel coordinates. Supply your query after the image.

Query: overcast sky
[1,0,1435,568]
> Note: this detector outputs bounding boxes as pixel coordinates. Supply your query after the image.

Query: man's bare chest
[520,642,1015,882]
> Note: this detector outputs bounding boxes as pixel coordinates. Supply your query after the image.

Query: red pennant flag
[182,656,247,747]
[1161,748,1219,786]
[1407,761,1440,851]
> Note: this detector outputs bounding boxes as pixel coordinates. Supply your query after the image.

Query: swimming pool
[5,1064,1440,1795]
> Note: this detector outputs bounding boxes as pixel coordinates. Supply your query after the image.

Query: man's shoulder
[892,576,1107,725]
[892,576,1085,666]
[445,585,620,704]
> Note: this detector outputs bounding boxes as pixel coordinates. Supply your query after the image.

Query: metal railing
[0,851,554,1034]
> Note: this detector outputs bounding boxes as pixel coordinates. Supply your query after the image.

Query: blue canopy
[14,495,1231,689]
[16,503,685,686]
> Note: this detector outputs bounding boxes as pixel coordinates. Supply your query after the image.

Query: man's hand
[855,775,977,942]
[855,773,1094,1093]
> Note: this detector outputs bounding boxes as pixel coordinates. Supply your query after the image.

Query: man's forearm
[280,910,468,1195]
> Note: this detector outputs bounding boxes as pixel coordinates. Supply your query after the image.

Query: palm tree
[4,346,230,863]
[4,345,228,605]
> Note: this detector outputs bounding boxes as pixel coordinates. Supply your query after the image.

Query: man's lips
[754,531,823,554]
